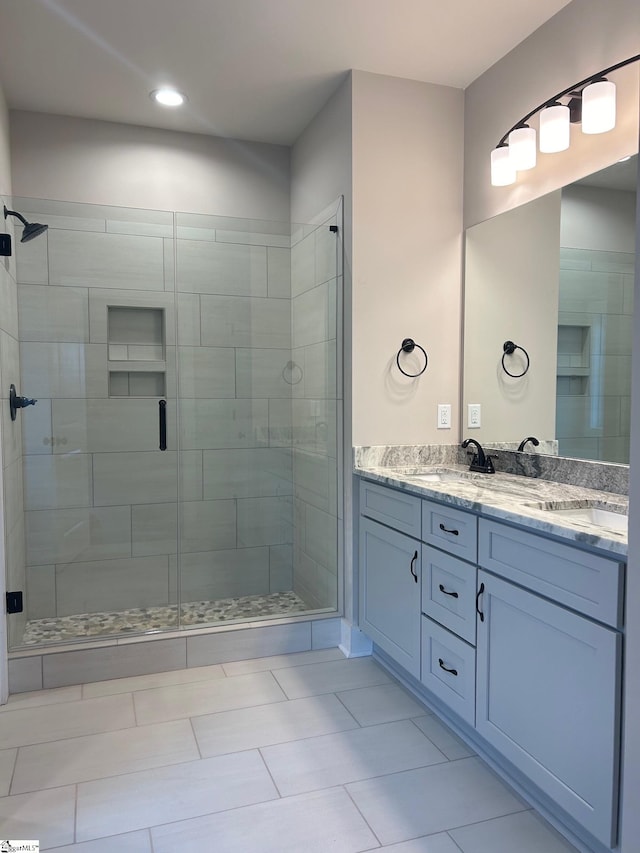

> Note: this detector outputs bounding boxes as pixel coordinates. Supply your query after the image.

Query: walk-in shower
[4,196,342,650]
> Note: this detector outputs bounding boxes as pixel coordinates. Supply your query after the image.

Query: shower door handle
[158,399,167,451]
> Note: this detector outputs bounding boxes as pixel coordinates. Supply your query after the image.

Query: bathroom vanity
[355,461,627,853]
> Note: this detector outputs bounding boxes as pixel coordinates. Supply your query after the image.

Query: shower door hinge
[329,225,338,233]
[6,591,23,614]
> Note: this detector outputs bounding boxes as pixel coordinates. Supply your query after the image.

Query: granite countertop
[355,463,628,558]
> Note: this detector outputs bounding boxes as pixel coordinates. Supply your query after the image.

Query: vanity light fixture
[508,125,537,170]
[490,53,640,187]
[150,88,186,107]
[539,102,570,153]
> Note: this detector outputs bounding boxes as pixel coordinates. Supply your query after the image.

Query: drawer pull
[438,584,459,598]
[410,550,418,583]
[438,658,458,676]
[476,582,485,622]
[439,523,459,536]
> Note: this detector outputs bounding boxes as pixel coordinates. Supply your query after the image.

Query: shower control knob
[9,384,37,421]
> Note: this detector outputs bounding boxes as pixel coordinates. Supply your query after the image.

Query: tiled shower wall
[556,246,634,463]
[12,198,339,632]
[290,212,341,610]
[0,196,26,647]
[174,210,295,605]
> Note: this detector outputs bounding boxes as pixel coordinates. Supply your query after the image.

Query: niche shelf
[107,306,166,397]
[556,323,590,396]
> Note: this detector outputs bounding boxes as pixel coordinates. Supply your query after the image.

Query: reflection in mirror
[463,154,637,465]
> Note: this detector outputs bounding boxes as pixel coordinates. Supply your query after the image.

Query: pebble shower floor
[20,591,309,645]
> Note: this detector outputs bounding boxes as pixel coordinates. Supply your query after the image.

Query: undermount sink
[526,500,628,532]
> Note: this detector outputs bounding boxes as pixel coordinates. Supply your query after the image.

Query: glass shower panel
[11,197,179,647]
[290,202,342,615]
[174,205,341,626]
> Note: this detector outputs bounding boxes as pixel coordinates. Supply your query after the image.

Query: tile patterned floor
[20,591,309,645]
[0,649,581,852]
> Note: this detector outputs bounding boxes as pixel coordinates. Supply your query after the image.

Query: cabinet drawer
[478,519,624,627]
[360,479,422,538]
[422,500,478,563]
[421,616,476,726]
[422,546,477,645]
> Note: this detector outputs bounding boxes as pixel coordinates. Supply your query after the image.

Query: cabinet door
[476,570,621,848]
[359,517,421,677]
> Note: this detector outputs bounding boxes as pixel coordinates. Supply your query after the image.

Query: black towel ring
[396,338,428,378]
[502,341,530,378]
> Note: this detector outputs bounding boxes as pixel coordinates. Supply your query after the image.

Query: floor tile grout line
[73,782,78,845]
[258,715,445,758]
[132,695,292,730]
[78,782,287,843]
[6,720,457,797]
[442,804,537,837]
[130,691,139,727]
[147,826,156,853]
[188,716,203,760]
[445,829,466,852]
[332,689,365,728]
[7,746,19,798]
[0,721,140,754]
[8,743,263,797]
[341,783,384,848]
[257,745,284,799]
[80,664,228,699]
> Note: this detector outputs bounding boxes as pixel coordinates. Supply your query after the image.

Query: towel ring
[502,341,530,378]
[396,338,428,378]
[282,360,303,386]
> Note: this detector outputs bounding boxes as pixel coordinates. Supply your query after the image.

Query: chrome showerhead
[3,205,48,243]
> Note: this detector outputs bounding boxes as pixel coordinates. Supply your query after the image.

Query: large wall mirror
[463,153,637,465]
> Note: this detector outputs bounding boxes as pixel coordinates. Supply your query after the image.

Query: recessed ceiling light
[618,155,632,162]
[150,88,186,107]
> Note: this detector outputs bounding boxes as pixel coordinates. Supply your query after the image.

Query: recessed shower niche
[107,305,167,397]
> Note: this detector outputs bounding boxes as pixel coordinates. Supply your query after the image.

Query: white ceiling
[0,0,571,145]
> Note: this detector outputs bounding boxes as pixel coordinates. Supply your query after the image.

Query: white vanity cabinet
[359,482,422,677]
[357,475,626,852]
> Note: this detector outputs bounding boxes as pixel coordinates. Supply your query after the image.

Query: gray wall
[464,0,640,229]
[9,111,291,221]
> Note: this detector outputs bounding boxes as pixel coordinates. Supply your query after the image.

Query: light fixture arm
[495,53,640,148]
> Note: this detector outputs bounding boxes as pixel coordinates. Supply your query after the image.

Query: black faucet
[461,438,495,474]
[517,436,540,452]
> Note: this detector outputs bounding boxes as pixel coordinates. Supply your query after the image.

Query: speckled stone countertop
[355,462,628,558]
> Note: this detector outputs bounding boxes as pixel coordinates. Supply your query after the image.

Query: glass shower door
[12,197,180,646]
[174,201,342,628]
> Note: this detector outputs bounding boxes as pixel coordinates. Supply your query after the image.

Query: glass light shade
[490,146,516,187]
[582,80,616,134]
[508,126,537,170]
[539,104,570,152]
[151,88,185,107]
